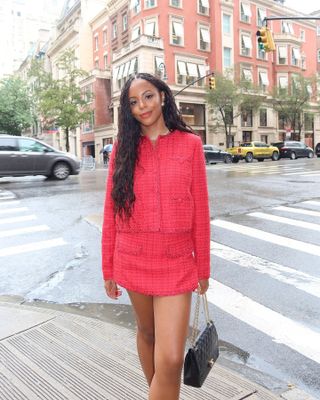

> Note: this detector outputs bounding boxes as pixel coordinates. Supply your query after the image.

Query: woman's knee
[157,351,184,376]
[137,324,155,345]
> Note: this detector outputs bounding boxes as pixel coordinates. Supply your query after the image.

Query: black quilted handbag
[183,293,219,388]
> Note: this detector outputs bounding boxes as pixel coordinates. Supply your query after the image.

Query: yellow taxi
[227,141,279,163]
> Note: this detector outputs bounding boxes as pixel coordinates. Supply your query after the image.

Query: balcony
[112,35,164,62]
[48,21,80,56]
[91,68,111,79]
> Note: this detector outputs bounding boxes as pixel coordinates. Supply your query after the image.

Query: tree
[206,72,264,147]
[0,77,33,135]
[272,74,315,141]
[29,49,92,152]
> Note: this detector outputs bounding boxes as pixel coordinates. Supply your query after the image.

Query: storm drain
[0,304,279,400]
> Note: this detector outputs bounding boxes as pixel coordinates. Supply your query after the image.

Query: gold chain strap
[190,292,211,347]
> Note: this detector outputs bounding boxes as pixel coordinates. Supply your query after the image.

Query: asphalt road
[0,157,320,399]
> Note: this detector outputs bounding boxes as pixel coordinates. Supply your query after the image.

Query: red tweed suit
[101,130,210,296]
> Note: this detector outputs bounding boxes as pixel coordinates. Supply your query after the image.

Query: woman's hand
[104,280,122,299]
[197,279,209,295]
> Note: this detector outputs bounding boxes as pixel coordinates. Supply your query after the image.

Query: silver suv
[0,135,80,180]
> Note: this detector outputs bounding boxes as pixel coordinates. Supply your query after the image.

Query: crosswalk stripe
[207,279,320,364]
[274,206,320,217]
[248,212,320,232]
[210,242,320,298]
[211,219,320,257]
[0,215,37,225]
[0,238,67,257]
[302,200,320,207]
[283,170,320,176]
[0,207,28,215]
[0,196,16,201]
[0,225,50,239]
[0,200,21,207]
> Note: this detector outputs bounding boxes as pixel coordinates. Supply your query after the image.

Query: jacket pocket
[170,195,194,229]
[166,238,194,258]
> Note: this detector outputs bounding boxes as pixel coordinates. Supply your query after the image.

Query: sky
[284,0,319,14]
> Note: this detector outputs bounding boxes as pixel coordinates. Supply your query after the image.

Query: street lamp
[158,62,167,81]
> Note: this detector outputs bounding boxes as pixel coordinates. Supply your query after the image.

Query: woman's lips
[140,111,152,119]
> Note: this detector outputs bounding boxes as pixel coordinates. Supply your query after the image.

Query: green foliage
[0,77,33,135]
[29,49,92,151]
[272,74,315,135]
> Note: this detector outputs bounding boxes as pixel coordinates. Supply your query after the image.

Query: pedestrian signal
[209,76,216,90]
[256,27,275,52]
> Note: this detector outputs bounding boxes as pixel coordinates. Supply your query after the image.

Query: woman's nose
[137,98,146,109]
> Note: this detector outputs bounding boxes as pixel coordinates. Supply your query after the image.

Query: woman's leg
[127,290,155,386]
[149,292,192,400]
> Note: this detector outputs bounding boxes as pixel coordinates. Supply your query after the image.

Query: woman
[102,73,210,400]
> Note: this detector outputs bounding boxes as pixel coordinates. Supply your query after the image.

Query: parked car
[227,141,279,163]
[315,142,320,158]
[203,145,233,164]
[0,135,80,180]
[271,141,314,160]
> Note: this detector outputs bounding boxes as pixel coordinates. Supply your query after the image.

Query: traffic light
[256,27,275,52]
[209,76,216,90]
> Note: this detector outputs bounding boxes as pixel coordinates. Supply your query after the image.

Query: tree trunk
[65,127,70,152]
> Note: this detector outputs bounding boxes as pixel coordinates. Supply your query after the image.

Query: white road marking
[0,200,20,207]
[0,225,50,239]
[211,219,320,257]
[302,201,320,207]
[0,196,16,201]
[0,207,28,215]
[274,206,320,218]
[0,238,67,257]
[248,212,320,232]
[283,170,320,176]
[210,242,320,298]
[207,279,320,364]
[0,215,37,225]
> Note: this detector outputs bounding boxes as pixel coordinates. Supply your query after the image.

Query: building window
[122,14,128,31]
[199,26,210,51]
[259,70,269,92]
[240,34,252,57]
[257,46,266,60]
[94,35,98,51]
[291,48,300,66]
[176,60,205,86]
[259,109,267,127]
[301,55,306,70]
[145,19,156,36]
[115,58,138,90]
[103,29,107,45]
[145,0,156,8]
[112,22,117,39]
[155,56,164,78]
[94,58,99,69]
[198,0,209,15]
[278,46,287,64]
[130,0,141,14]
[260,135,268,143]
[104,54,108,69]
[304,113,314,131]
[131,24,141,41]
[240,3,251,23]
[299,29,305,41]
[223,14,231,34]
[171,19,184,45]
[241,108,253,127]
[278,76,288,94]
[257,8,266,27]
[180,103,205,126]
[170,0,181,7]
[223,47,232,68]
[282,21,294,34]
[242,68,252,82]
[317,25,320,36]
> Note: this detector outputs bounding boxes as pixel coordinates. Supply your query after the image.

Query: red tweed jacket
[102,130,210,282]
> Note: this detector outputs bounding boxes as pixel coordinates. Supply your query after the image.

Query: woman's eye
[130,100,137,106]
[145,94,153,100]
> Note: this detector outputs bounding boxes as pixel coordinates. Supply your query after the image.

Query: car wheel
[232,158,239,163]
[224,155,232,164]
[245,152,253,163]
[257,159,264,162]
[271,151,279,161]
[52,162,70,180]
[308,151,314,158]
[290,152,296,160]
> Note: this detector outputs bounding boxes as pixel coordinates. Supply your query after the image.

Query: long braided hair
[112,73,193,220]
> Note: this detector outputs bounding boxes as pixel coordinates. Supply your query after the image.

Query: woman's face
[128,78,165,128]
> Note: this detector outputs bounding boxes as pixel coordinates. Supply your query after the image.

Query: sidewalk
[0,300,314,400]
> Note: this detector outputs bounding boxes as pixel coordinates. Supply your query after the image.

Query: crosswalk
[207,160,320,177]
[207,198,320,390]
[0,189,67,258]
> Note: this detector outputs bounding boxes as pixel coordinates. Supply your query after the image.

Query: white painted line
[210,242,320,298]
[0,238,67,257]
[0,215,37,225]
[211,219,320,257]
[301,201,320,207]
[0,207,28,215]
[283,170,320,176]
[0,196,16,201]
[248,212,320,232]
[207,279,320,364]
[274,206,320,218]
[0,225,50,239]
[0,200,21,207]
